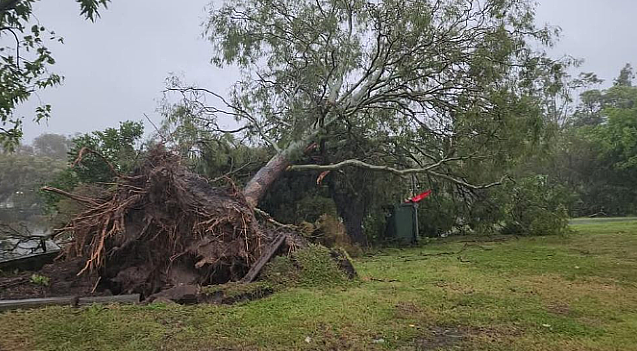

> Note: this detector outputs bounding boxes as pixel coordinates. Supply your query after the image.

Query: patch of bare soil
[415,326,521,350]
[145,282,274,305]
[415,327,466,350]
[0,258,100,299]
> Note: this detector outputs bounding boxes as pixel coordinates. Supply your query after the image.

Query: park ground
[1,219,636,351]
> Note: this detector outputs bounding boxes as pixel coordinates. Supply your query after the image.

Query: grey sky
[18,0,637,142]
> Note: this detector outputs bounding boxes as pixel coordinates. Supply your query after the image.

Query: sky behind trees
[17,0,637,142]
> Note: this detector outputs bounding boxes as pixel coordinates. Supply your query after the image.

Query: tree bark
[327,171,370,247]
[338,202,369,247]
[243,140,311,207]
[243,153,292,208]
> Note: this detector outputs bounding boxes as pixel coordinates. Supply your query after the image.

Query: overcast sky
[17,0,637,142]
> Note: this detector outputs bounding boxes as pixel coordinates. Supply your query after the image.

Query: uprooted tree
[164,0,572,243]
[11,0,576,300]
[41,146,317,298]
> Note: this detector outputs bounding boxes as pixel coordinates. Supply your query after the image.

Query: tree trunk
[339,203,369,247]
[243,140,311,207]
[243,153,292,208]
[328,173,370,247]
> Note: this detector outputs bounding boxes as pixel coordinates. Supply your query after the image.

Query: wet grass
[1,219,637,350]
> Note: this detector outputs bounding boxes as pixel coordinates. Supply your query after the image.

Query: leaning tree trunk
[243,153,292,208]
[243,140,312,207]
[242,131,373,248]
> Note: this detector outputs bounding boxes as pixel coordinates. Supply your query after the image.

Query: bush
[501,175,571,236]
[30,274,50,286]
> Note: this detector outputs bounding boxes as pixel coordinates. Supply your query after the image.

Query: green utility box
[385,203,419,244]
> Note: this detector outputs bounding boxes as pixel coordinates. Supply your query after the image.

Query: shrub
[501,175,571,236]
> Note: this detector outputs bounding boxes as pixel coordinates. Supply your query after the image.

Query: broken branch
[40,186,100,205]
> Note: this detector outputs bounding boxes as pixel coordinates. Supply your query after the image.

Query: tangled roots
[60,146,268,297]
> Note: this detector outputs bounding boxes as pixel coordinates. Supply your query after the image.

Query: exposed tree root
[34,145,357,302]
[44,146,274,298]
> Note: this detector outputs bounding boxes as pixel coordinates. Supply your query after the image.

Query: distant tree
[32,133,72,159]
[0,152,65,210]
[550,65,637,216]
[0,0,110,150]
[572,89,605,127]
[615,63,634,87]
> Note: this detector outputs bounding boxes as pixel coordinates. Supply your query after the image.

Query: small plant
[30,274,50,287]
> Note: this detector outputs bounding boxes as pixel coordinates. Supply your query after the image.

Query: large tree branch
[287,158,507,190]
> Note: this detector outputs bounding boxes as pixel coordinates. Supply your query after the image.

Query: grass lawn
[1,219,637,351]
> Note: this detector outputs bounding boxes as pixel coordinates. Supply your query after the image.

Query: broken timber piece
[0,294,140,312]
[241,234,286,283]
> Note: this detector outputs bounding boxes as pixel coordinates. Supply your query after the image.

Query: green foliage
[68,121,144,184]
[29,273,49,286]
[501,176,571,236]
[44,121,143,211]
[416,187,492,237]
[300,214,364,257]
[261,177,337,225]
[0,0,110,149]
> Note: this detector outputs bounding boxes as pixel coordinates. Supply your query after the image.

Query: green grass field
[1,219,637,351]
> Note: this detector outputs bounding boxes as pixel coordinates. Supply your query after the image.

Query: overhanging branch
[287,156,464,175]
[287,158,507,190]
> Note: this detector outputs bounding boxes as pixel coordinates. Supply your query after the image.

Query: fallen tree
[162,0,574,244]
[35,146,340,300]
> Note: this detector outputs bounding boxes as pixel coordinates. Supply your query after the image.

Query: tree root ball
[35,146,356,300]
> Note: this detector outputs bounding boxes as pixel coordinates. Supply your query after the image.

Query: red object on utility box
[407,190,432,203]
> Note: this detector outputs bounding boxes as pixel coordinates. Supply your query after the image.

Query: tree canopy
[148,0,585,243]
[161,0,574,214]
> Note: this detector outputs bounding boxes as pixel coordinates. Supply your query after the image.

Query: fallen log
[241,234,286,283]
[0,294,140,312]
